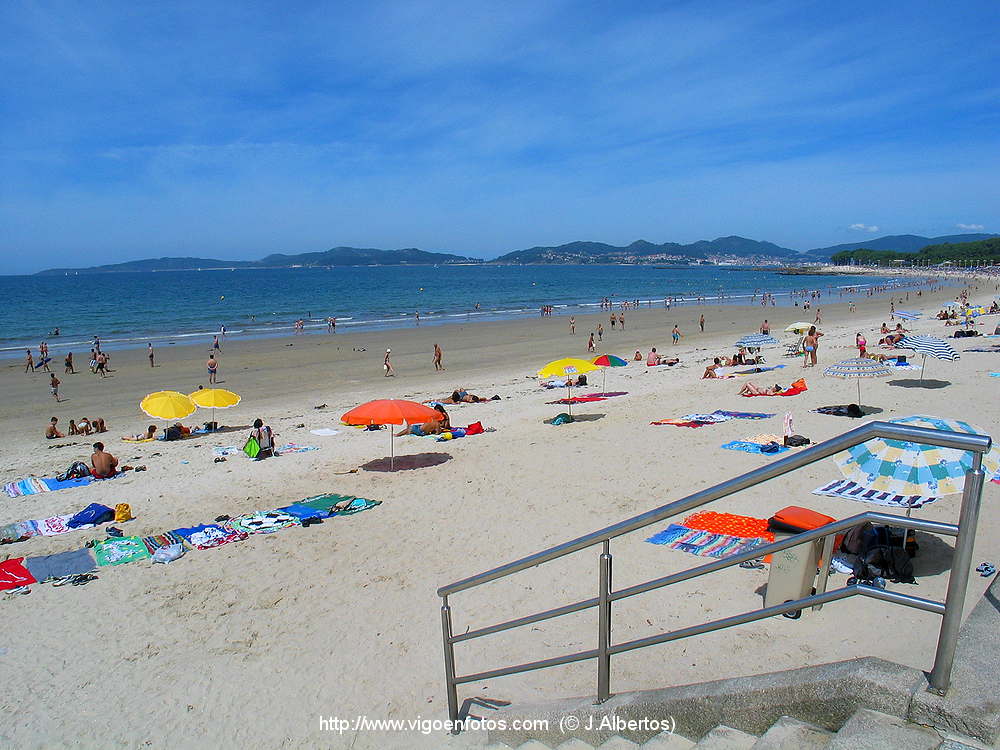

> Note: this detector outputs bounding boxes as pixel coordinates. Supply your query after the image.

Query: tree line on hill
[830,237,1000,266]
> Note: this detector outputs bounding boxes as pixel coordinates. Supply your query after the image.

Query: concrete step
[826,709,941,750]
[640,730,697,749]
[694,725,758,750]
[596,738,640,750]
[555,740,597,750]
[751,716,832,750]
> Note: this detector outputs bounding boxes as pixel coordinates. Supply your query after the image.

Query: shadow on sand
[544,413,606,424]
[362,452,453,472]
[888,379,951,389]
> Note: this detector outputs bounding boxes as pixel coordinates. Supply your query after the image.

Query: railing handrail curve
[438,421,990,597]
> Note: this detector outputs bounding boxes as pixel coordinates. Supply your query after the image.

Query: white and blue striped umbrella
[735,333,780,348]
[897,335,958,384]
[834,415,1000,496]
[824,358,894,404]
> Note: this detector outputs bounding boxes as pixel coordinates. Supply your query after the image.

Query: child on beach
[49,373,61,401]
[672,325,681,344]
[45,417,64,439]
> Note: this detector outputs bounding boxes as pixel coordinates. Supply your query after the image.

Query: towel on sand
[174,524,248,550]
[712,410,775,419]
[93,536,150,566]
[645,523,767,558]
[0,558,36,590]
[309,428,340,436]
[3,473,123,497]
[0,521,39,544]
[297,494,381,516]
[277,444,319,454]
[722,440,789,455]
[228,511,299,535]
[277,503,327,521]
[141,532,189,554]
[812,479,938,509]
[25,548,97,581]
[35,514,76,536]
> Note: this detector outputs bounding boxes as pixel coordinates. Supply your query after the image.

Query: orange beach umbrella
[342,399,444,469]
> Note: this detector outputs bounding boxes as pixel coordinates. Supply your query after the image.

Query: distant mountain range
[33,233,997,274]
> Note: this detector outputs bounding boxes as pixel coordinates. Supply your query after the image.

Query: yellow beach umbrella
[785,322,813,334]
[537,357,600,415]
[140,390,196,420]
[189,388,241,431]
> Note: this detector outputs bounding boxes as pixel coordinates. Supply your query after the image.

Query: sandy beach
[2,275,998,749]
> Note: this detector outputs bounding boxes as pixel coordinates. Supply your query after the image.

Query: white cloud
[956,223,984,230]
[850,223,880,233]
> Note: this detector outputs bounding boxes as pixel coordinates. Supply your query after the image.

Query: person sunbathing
[738,381,782,396]
[124,425,158,441]
[90,442,119,478]
[45,417,65,439]
[396,404,450,436]
[702,358,723,379]
[433,387,488,404]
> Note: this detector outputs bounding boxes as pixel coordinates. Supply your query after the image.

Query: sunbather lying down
[427,388,498,404]
[397,405,451,436]
[738,381,783,396]
[539,375,588,388]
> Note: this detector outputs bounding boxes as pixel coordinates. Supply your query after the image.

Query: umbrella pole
[567,383,573,416]
[921,354,926,385]
[390,430,395,471]
[857,379,862,406]
[602,368,607,396]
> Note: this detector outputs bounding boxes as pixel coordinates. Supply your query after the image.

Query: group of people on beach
[45,415,107,439]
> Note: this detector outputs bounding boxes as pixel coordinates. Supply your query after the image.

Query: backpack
[165,425,182,441]
[784,434,810,447]
[243,436,261,458]
[57,461,91,482]
[853,545,915,584]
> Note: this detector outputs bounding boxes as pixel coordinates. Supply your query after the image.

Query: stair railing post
[596,539,613,704]
[441,596,461,727]
[928,453,985,695]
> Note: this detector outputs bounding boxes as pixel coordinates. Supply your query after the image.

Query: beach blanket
[722,440,789,456]
[228,511,299,535]
[546,396,607,404]
[174,524,248,550]
[581,391,628,398]
[141,532,189,555]
[309,428,341,436]
[334,498,381,515]
[277,444,319,455]
[24,549,97,581]
[645,523,767,558]
[0,558,36,590]
[121,436,156,443]
[3,472,123,498]
[741,378,807,397]
[712,410,775,420]
[682,413,732,424]
[36,514,76,536]
[0,521,39,544]
[93,536,151,567]
[683,511,774,542]
[212,446,240,457]
[297,493,380,516]
[276,503,327,521]
[651,410,771,427]
[812,479,938,509]
[718,365,786,377]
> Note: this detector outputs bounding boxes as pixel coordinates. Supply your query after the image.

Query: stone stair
[483,707,988,750]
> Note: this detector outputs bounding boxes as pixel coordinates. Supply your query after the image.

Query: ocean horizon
[0,264,913,359]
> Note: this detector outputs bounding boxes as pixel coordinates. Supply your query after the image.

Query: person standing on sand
[610,313,616,331]
[760,319,770,335]
[384,349,395,377]
[49,373,61,402]
[213,335,222,352]
[64,352,75,374]
[699,314,705,332]
[24,349,34,373]
[569,317,576,335]
[148,343,155,367]
[672,324,681,344]
[802,326,822,368]
[597,323,604,342]
[618,312,625,330]
[587,332,595,352]
[207,354,219,384]
[814,307,822,324]
[433,343,444,371]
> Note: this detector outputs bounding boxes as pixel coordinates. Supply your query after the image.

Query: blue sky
[2,0,997,273]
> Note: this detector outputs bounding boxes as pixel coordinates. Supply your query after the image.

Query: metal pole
[390,430,395,471]
[441,596,461,727]
[928,453,985,694]
[596,539,613,703]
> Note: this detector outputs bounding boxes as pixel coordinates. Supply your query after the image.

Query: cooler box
[764,506,837,617]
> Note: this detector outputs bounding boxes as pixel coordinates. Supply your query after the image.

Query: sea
[0,265,912,359]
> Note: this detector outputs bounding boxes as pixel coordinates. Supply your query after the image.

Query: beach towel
[277,503,328,521]
[3,477,50,497]
[712,410,775,420]
[990,373,1000,378]
[228,511,299,535]
[581,391,628,398]
[24,548,97,581]
[309,428,341,436]
[141,532,188,555]
[276,444,318,454]
[546,396,606,404]
[722,440,789,456]
[36,514,76,536]
[174,524,248,550]
[0,521,39,544]
[121,436,156,443]
[812,479,938,509]
[334,498,381,515]
[645,523,767,558]
[683,511,775,542]
[93,536,150,566]
[298,493,356,513]
[213,446,240,457]
[0,558,36,590]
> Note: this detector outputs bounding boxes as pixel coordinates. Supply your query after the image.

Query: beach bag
[550,413,574,425]
[783,434,810,447]
[114,503,133,523]
[165,425,182,441]
[243,437,261,458]
[57,462,91,482]
[759,441,782,453]
[465,421,484,435]
[67,503,115,529]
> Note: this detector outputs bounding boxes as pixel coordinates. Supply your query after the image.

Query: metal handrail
[437,421,991,723]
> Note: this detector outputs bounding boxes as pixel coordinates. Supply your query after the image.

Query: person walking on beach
[433,343,444,371]
[672,324,682,344]
[95,352,108,377]
[49,373,61,402]
[384,349,395,377]
[699,314,705,332]
[24,349,34,373]
[569,317,576,335]
[148,343,155,367]
[587,332,595,352]
[207,354,219,384]
[814,307,822,324]
[760,319,770,335]
[64,352,75,374]
[610,313,616,331]
[802,326,822,368]
[618,312,625,330]
[213,335,222,352]
[597,323,604,342]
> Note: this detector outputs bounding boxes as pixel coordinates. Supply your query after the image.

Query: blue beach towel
[721,440,789,456]
[711,410,775,420]
[277,503,327,521]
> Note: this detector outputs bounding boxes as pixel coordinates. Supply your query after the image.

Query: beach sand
[1,277,998,749]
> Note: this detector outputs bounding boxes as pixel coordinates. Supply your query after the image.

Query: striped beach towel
[141,532,189,555]
[645,523,767,558]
